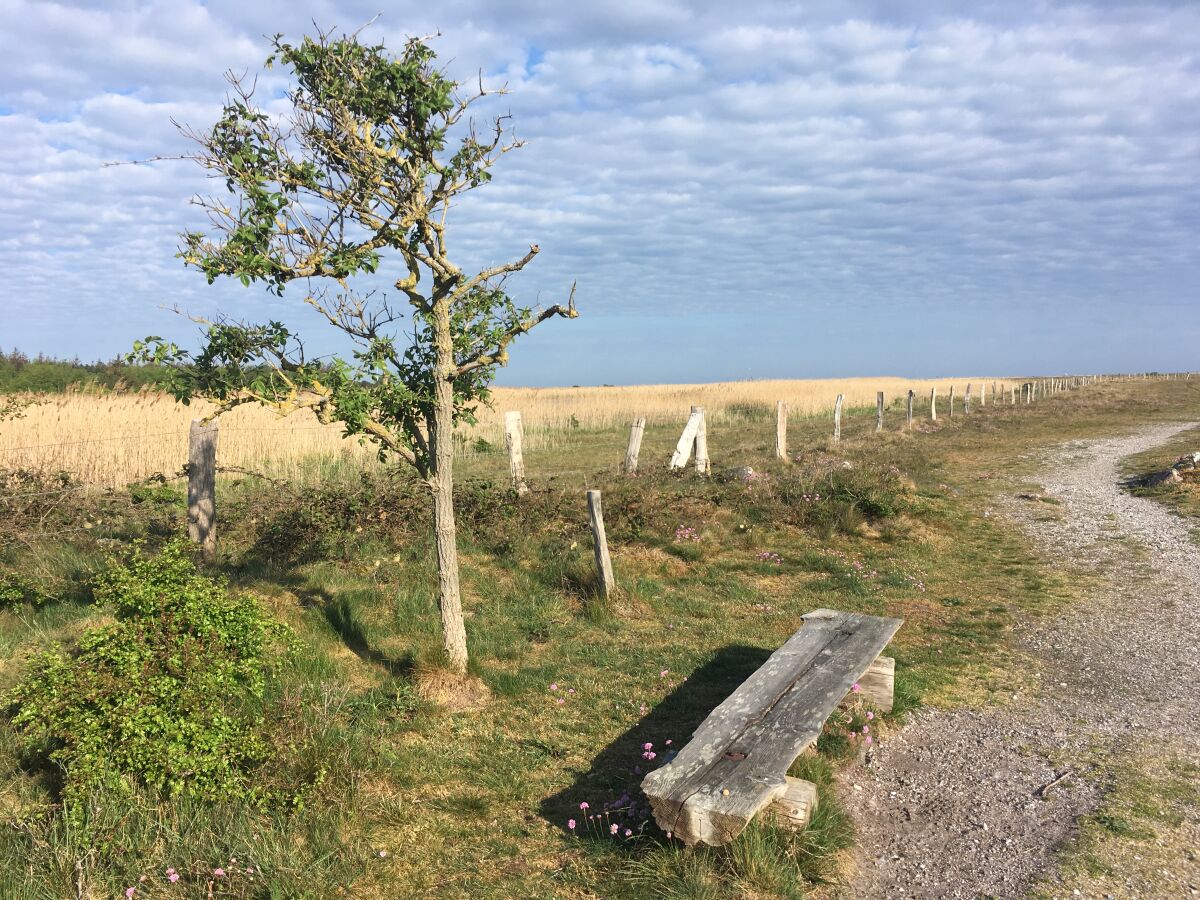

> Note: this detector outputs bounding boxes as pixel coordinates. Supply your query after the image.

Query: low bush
[7,539,291,819]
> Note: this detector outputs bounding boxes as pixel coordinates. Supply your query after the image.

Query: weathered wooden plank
[669,410,703,469]
[775,401,787,459]
[188,418,218,563]
[847,655,895,713]
[642,609,902,846]
[766,776,818,830]
[623,417,646,474]
[587,490,616,598]
[692,406,710,475]
[504,411,529,496]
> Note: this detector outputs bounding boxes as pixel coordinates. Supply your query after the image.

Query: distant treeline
[0,349,173,393]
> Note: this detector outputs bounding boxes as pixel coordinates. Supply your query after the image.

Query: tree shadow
[285,578,416,679]
[538,644,770,840]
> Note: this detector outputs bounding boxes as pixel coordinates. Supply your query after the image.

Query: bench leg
[767,776,818,830]
[845,655,895,713]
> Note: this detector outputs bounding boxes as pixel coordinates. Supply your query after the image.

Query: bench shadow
[538,643,770,840]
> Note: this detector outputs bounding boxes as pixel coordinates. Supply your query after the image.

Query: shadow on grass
[283,579,416,679]
[538,643,770,840]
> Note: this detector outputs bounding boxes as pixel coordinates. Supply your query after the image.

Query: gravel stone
[841,423,1200,899]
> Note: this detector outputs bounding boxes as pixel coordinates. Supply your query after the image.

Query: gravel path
[843,422,1200,899]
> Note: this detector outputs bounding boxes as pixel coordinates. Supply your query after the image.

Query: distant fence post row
[173,372,1148,568]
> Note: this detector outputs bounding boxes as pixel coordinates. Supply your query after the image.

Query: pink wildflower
[580,801,590,810]
[851,683,862,693]
[624,828,633,837]
[865,735,873,746]
[213,868,226,878]
[168,873,180,884]
[125,890,135,899]
[643,742,653,750]
[660,670,669,677]
[862,725,870,734]
[568,818,576,831]
[556,697,565,705]
[549,683,558,691]
[610,823,619,835]
[866,711,875,720]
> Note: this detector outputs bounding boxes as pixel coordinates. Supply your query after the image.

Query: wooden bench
[641,608,902,846]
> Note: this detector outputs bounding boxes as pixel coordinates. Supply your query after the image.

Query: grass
[1119,422,1200,520]
[0,376,1198,897]
[1032,750,1200,899]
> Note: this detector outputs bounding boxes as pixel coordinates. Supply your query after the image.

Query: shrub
[7,539,291,817]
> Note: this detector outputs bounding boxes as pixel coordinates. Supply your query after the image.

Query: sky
[0,1,1197,385]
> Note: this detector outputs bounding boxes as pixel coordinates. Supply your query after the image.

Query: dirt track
[844,422,1200,899]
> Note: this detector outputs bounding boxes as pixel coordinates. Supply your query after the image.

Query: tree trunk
[429,300,469,674]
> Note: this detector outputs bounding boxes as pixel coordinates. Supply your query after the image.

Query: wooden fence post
[1010,385,1016,405]
[906,390,914,427]
[504,411,529,496]
[669,408,704,469]
[832,394,844,443]
[693,406,710,475]
[587,490,616,599]
[964,383,972,415]
[949,385,955,418]
[930,387,937,421]
[875,392,884,433]
[188,418,218,563]
[775,401,788,459]
[623,418,646,474]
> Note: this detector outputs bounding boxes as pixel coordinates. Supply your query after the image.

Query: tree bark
[429,299,469,675]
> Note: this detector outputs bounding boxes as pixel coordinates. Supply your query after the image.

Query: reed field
[0,376,1016,487]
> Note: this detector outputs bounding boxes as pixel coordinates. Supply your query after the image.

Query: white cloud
[0,1,1197,379]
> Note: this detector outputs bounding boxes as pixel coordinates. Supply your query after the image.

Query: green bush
[7,540,291,817]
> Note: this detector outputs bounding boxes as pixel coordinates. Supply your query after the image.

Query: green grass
[1,378,1199,897]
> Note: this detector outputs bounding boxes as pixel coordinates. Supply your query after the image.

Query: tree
[134,28,577,675]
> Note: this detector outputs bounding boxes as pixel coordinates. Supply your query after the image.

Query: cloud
[0,0,1197,381]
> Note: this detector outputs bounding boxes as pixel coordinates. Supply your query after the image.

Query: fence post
[949,385,955,418]
[692,405,710,475]
[930,387,937,421]
[833,394,844,443]
[587,490,616,599]
[669,408,704,469]
[504,411,529,496]
[775,400,788,458]
[907,390,914,427]
[964,383,972,415]
[188,418,218,563]
[875,392,884,433]
[623,418,646,474]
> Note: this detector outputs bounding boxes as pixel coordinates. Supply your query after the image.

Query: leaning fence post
[188,418,218,563]
[907,390,914,427]
[623,417,646,474]
[669,408,704,469]
[833,394,844,442]
[504,411,529,496]
[775,401,788,459]
[692,405,710,475]
[875,392,884,433]
[587,490,616,599]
